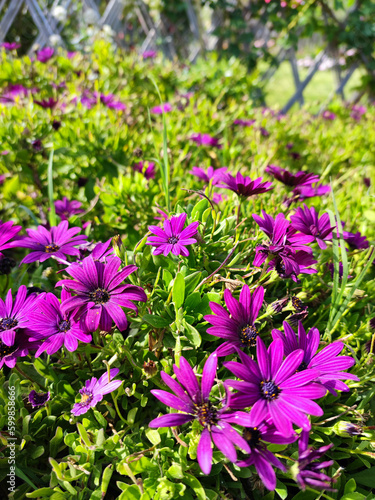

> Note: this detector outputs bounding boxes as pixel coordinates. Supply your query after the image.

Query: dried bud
[271,297,289,313]
[143,359,157,378]
[134,147,143,158]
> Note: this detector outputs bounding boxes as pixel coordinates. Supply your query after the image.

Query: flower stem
[15,365,47,392]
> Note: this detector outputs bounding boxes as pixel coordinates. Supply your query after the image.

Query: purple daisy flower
[204,285,264,356]
[72,368,122,416]
[293,183,331,201]
[218,172,273,198]
[36,47,54,63]
[290,205,333,250]
[54,197,84,220]
[34,97,58,109]
[327,262,352,281]
[89,239,114,262]
[11,221,87,265]
[143,50,157,59]
[344,230,369,250]
[151,103,172,114]
[57,255,147,332]
[133,161,156,180]
[260,127,269,137]
[237,419,297,491]
[0,220,22,256]
[322,110,336,120]
[0,286,38,347]
[272,321,359,396]
[233,119,256,127]
[149,353,251,474]
[29,290,92,356]
[266,165,319,188]
[29,390,50,408]
[96,92,126,111]
[350,105,366,121]
[1,42,21,51]
[295,431,336,491]
[147,213,199,257]
[268,250,317,282]
[189,166,228,185]
[190,133,222,149]
[0,334,40,369]
[224,338,326,437]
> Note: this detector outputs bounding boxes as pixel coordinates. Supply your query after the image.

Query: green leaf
[344,478,357,494]
[184,321,202,347]
[26,488,54,498]
[275,479,288,499]
[48,149,56,227]
[142,314,171,328]
[172,272,185,309]
[181,474,205,500]
[353,466,375,488]
[50,427,64,458]
[145,428,161,445]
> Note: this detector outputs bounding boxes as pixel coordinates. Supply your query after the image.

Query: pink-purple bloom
[149,354,251,474]
[11,221,87,264]
[233,119,256,127]
[98,92,126,110]
[266,165,319,188]
[290,205,333,249]
[1,42,21,51]
[272,321,359,396]
[343,230,369,250]
[322,110,336,120]
[151,103,172,114]
[29,390,50,408]
[72,368,122,416]
[0,220,22,256]
[189,166,228,185]
[224,339,326,437]
[54,197,84,220]
[218,172,273,198]
[190,133,222,148]
[204,285,264,356]
[147,213,199,257]
[142,50,157,59]
[350,105,366,121]
[57,255,147,332]
[293,183,331,201]
[36,47,54,63]
[133,161,156,180]
[34,97,58,109]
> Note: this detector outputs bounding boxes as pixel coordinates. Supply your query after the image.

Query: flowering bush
[0,42,375,500]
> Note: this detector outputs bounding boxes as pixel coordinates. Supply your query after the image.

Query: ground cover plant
[0,41,375,500]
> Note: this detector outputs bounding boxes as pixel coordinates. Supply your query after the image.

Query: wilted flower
[36,47,54,63]
[190,133,221,148]
[55,197,84,220]
[72,368,122,416]
[147,213,199,257]
[266,165,319,188]
[149,354,251,475]
[29,390,50,408]
[290,205,333,249]
[327,262,352,281]
[204,285,264,356]
[218,172,273,198]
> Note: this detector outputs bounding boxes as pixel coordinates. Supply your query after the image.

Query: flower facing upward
[72,368,122,416]
[34,97,58,109]
[54,197,84,220]
[0,220,22,256]
[57,255,147,332]
[36,47,54,63]
[266,165,319,188]
[272,321,359,396]
[218,172,273,198]
[29,390,50,408]
[224,339,326,437]
[147,213,199,257]
[29,290,92,356]
[189,166,228,185]
[190,133,222,148]
[11,221,87,264]
[294,431,336,491]
[149,354,251,475]
[204,285,264,356]
[290,205,333,249]
[0,286,38,347]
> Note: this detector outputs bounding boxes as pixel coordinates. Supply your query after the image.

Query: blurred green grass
[263,61,364,111]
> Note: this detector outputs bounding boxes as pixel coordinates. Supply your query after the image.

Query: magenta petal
[201,352,218,401]
[197,428,213,474]
[149,413,193,428]
[150,390,194,413]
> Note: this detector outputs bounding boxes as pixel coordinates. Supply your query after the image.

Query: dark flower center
[260,380,280,400]
[296,361,308,372]
[0,318,18,331]
[243,427,262,447]
[195,402,218,427]
[167,236,179,245]
[275,259,286,275]
[58,320,71,332]
[0,339,18,357]
[309,224,320,237]
[0,257,16,275]
[44,243,60,253]
[291,296,304,312]
[89,288,110,304]
[239,325,259,347]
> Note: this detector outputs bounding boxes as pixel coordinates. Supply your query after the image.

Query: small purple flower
[34,97,58,109]
[233,119,256,127]
[212,193,225,204]
[30,290,92,356]
[147,213,199,257]
[204,285,264,356]
[67,51,77,59]
[295,431,336,491]
[224,338,326,437]
[290,205,333,249]
[0,335,40,369]
[1,42,21,51]
[36,47,54,63]
[322,110,336,120]
[142,50,157,59]
[218,172,273,198]
[54,197,84,220]
[350,105,366,121]
[29,390,50,408]
[237,420,297,491]
[0,286,38,347]
[327,262,352,281]
[259,127,269,137]
[133,161,156,180]
[149,354,251,475]
[57,255,147,332]
[344,230,369,250]
[0,84,29,103]
[32,139,43,151]
[72,368,122,416]
[266,165,319,188]
[190,133,222,149]
[151,103,172,114]
[293,183,331,200]
[11,221,87,265]
[98,92,126,111]
[0,220,22,256]
[189,166,228,185]
[272,321,359,396]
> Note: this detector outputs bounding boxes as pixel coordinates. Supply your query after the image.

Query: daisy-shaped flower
[266,165,319,188]
[224,338,326,437]
[72,368,122,416]
[190,133,222,148]
[149,354,251,474]
[36,47,54,63]
[272,321,359,396]
[237,419,297,491]
[292,183,331,201]
[189,166,228,185]
[218,172,273,198]
[29,290,92,356]
[11,221,87,265]
[0,220,22,256]
[0,334,40,369]
[57,255,147,332]
[147,213,199,257]
[54,197,84,220]
[0,286,38,346]
[204,285,264,356]
[290,205,333,250]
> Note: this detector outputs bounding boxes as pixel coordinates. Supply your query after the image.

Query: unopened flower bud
[333,421,363,438]
[143,359,158,378]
